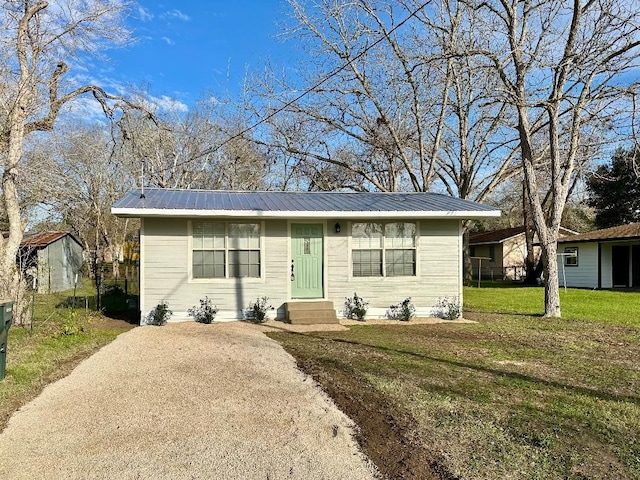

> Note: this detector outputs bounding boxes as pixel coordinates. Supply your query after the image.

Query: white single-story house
[469,226,576,280]
[112,188,500,324]
[557,223,640,289]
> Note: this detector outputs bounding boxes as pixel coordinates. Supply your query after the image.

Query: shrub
[433,296,462,320]
[146,301,172,326]
[344,293,368,320]
[60,310,84,336]
[387,297,415,321]
[187,296,218,324]
[246,296,273,323]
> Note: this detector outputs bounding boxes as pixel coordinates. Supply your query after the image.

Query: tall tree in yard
[0,0,132,322]
[465,0,640,317]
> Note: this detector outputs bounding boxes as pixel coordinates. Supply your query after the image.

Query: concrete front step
[285,301,339,325]
[285,301,335,311]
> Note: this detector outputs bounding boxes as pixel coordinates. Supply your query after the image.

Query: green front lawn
[464,284,640,324]
[269,287,640,479]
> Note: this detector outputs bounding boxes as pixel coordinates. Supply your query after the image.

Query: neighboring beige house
[112,188,500,324]
[557,223,640,289]
[469,226,576,280]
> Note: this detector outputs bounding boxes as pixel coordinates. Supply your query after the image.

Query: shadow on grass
[466,308,544,317]
[274,329,639,406]
[465,281,541,289]
[334,336,639,404]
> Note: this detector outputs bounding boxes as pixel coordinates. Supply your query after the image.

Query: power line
[182,0,431,165]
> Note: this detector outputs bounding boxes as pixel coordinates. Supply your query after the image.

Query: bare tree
[247,0,448,192]
[37,124,137,276]
[117,104,269,190]
[0,0,133,322]
[245,0,523,286]
[464,0,640,316]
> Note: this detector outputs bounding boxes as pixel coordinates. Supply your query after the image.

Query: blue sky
[103,1,295,111]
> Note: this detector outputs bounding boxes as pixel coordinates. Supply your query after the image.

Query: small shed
[20,232,84,293]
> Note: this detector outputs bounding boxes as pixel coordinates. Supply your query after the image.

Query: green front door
[291,224,324,298]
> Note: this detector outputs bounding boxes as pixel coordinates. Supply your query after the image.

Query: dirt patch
[281,339,457,480]
[91,315,137,332]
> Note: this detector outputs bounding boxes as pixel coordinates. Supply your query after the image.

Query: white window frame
[349,221,419,278]
[564,246,578,267]
[188,220,265,282]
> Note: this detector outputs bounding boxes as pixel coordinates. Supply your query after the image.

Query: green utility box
[0,301,14,380]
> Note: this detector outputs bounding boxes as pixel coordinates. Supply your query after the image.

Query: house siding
[558,242,599,289]
[142,218,291,321]
[141,217,464,322]
[327,219,461,318]
[61,236,83,291]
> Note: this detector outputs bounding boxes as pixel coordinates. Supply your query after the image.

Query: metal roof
[469,226,526,245]
[470,226,577,245]
[112,188,500,219]
[20,231,83,249]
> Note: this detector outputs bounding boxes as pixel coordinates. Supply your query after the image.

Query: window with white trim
[564,246,578,266]
[192,221,261,278]
[352,222,416,277]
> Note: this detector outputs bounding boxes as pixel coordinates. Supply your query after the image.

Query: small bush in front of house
[387,297,415,321]
[187,296,218,324]
[246,296,274,323]
[344,293,368,320]
[147,301,172,326]
[433,296,462,320]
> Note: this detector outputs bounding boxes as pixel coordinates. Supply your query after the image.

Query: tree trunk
[541,239,561,317]
[462,221,472,285]
[0,98,28,322]
[522,183,539,284]
[112,243,121,280]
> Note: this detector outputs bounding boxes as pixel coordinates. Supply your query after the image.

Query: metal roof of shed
[112,188,500,219]
[18,231,83,249]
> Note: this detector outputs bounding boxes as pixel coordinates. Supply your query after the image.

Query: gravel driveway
[0,322,377,479]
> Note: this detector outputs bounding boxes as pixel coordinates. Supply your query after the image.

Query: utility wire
[182,0,431,164]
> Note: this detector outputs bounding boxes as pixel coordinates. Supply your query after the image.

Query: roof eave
[111,207,501,220]
[470,232,524,245]
[558,236,640,244]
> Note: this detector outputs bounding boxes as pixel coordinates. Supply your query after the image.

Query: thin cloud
[152,95,189,113]
[161,9,190,21]
[132,93,189,113]
[161,36,175,46]
[138,6,154,22]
